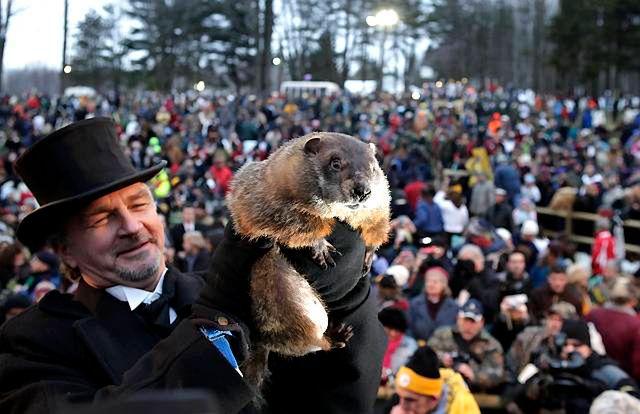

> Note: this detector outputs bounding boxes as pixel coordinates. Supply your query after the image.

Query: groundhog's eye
[330,158,342,171]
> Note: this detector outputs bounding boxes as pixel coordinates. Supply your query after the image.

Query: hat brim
[459,311,483,322]
[17,162,166,250]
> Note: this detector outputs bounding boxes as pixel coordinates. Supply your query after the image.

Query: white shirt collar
[106,268,169,311]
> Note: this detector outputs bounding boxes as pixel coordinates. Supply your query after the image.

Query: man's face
[545,314,563,335]
[182,238,193,254]
[561,339,592,360]
[395,388,439,414]
[548,272,567,293]
[457,316,483,341]
[183,207,195,224]
[61,183,165,290]
[507,252,526,278]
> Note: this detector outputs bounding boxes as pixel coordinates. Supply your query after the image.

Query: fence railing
[441,168,640,254]
[536,207,640,254]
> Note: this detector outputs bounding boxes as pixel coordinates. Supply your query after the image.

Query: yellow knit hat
[395,347,444,397]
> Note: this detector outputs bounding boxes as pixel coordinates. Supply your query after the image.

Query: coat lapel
[73,280,160,384]
[71,268,203,384]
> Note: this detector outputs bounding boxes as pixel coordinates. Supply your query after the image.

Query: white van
[280,81,340,98]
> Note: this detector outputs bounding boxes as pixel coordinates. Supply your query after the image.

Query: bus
[280,81,340,98]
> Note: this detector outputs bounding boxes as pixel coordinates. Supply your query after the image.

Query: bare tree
[0,0,14,94]
[258,0,273,96]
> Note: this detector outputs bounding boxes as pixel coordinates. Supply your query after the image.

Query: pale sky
[4,0,119,70]
[3,0,428,85]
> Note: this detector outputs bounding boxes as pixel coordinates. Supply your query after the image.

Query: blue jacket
[408,295,459,342]
[494,165,521,198]
[413,200,444,234]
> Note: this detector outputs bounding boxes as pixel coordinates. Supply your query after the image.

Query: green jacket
[428,325,505,390]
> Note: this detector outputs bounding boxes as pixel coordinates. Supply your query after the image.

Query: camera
[522,333,603,412]
[535,332,586,375]
[450,351,472,370]
[503,294,527,310]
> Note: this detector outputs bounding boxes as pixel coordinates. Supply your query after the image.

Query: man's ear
[57,242,78,269]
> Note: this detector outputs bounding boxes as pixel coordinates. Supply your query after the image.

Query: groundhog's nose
[352,182,371,202]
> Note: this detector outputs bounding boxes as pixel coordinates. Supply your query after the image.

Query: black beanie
[561,319,591,347]
[405,346,441,379]
[378,307,408,333]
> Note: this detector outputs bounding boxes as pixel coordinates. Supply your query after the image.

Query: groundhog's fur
[226,132,390,388]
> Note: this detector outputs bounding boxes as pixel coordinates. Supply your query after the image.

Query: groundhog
[226,132,391,388]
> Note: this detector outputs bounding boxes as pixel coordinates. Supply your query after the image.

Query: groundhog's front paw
[326,323,354,349]
[311,239,341,269]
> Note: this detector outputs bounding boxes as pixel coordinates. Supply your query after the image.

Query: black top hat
[15,117,166,249]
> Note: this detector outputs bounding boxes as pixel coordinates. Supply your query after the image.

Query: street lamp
[371,9,399,27]
[272,57,281,66]
[63,65,72,74]
[366,8,400,92]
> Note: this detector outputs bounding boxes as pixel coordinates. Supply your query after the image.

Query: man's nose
[118,209,143,235]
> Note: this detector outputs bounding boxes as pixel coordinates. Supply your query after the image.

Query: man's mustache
[115,234,157,255]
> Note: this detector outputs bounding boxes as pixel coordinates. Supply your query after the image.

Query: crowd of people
[1,80,640,413]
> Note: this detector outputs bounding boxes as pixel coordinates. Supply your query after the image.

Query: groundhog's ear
[304,137,322,155]
[369,142,376,155]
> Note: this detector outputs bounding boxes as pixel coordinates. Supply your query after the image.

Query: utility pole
[60,0,68,96]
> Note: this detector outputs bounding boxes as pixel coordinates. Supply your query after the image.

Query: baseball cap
[459,299,484,321]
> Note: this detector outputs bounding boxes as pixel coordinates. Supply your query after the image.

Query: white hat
[496,227,512,242]
[521,220,539,236]
[385,265,410,287]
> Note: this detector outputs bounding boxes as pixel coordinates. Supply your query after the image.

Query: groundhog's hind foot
[322,323,354,350]
[311,239,342,269]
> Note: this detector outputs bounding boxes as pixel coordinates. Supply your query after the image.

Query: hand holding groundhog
[279,219,370,312]
[225,132,391,390]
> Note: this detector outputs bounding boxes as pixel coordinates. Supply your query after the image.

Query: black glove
[194,223,273,328]
[279,220,368,314]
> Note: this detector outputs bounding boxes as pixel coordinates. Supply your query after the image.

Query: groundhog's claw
[326,323,354,349]
[311,239,340,269]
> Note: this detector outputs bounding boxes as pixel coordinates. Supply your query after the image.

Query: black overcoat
[0,257,386,413]
[0,268,253,413]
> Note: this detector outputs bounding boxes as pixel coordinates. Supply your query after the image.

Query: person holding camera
[512,319,639,413]
[491,293,531,351]
[427,299,505,392]
[506,302,578,381]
